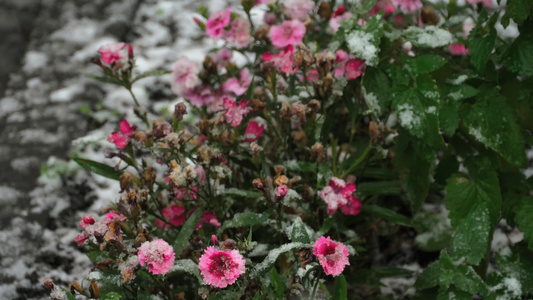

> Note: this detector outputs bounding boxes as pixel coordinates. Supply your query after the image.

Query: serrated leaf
[173,208,203,256]
[412,54,447,74]
[362,205,413,227]
[495,243,533,294]
[345,14,384,66]
[501,0,533,26]
[102,292,121,300]
[131,70,171,84]
[415,261,441,289]
[445,172,502,228]
[403,26,453,48]
[362,67,391,117]
[502,31,533,77]
[269,268,285,300]
[218,210,273,234]
[332,274,348,300]
[252,243,309,277]
[71,157,122,180]
[460,87,527,168]
[289,217,310,243]
[513,196,533,251]
[449,203,491,265]
[467,14,497,72]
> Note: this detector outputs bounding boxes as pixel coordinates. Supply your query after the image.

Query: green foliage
[449,203,491,265]
[72,157,122,180]
[173,208,203,256]
[332,274,348,300]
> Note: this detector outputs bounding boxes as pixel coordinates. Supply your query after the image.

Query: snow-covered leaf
[217,210,273,234]
[450,203,491,265]
[403,26,453,48]
[345,14,384,66]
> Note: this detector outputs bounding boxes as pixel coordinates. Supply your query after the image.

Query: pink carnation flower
[79,216,95,229]
[318,177,357,215]
[196,211,222,230]
[138,239,176,275]
[262,45,298,74]
[206,8,231,38]
[370,0,396,16]
[199,246,246,288]
[313,236,350,276]
[344,59,366,80]
[156,205,186,229]
[171,57,200,95]
[449,44,470,55]
[105,211,127,225]
[275,185,288,200]
[223,97,252,127]
[98,43,127,65]
[75,232,90,246]
[223,69,252,96]
[392,0,422,14]
[284,0,314,21]
[107,119,136,150]
[211,48,233,68]
[243,121,265,142]
[269,20,306,49]
[340,195,362,215]
[182,86,215,107]
[224,18,251,48]
[329,6,353,33]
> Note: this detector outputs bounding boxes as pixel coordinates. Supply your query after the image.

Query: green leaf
[415,261,441,290]
[362,67,391,117]
[439,97,459,136]
[246,76,255,100]
[72,157,122,180]
[501,0,533,26]
[173,208,203,256]
[168,259,202,283]
[222,188,262,199]
[495,243,533,294]
[84,73,125,86]
[403,26,453,48]
[461,86,527,168]
[467,14,497,72]
[513,196,533,251]
[289,217,311,243]
[446,84,479,101]
[131,70,171,84]
[59,287,76,300]
[414,212,453,252]
[102,292,122,300]
[269,268,285,300]
[437,287,473,300]
[357,181,403,196]
[345,14,384,66]
[218,210,273,234]
[284,161,316,173]
[412,54,446,74]
[445,172,502,228]
[362,205,413,227]
[252,243,309,277]
[438,252,488,295]
[502,30,533,77]
[332,274,348,300]
[449,203,491,265]
[355,0,378,14]
[207,290,244,300]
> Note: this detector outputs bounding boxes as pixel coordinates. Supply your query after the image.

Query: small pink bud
[128,44,134,59]
[211,235,219,245]
[275,185,288,200]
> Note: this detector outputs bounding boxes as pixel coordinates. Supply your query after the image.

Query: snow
[449,75,468,85]
[346,31,378,65]
[365,91,381,116]
[396,104,421,130]
[404,26,454,48]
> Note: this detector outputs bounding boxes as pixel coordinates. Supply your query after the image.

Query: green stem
[340,143,372,178]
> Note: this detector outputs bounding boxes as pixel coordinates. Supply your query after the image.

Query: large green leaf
[362,205,413,227]
[415,261,440,290]
[460,87,527,168]
[445,172,502,228]
[269,268,285,300]
[403,26,453,48]
[173,208,203,256]
[513,196,533,251]
[362,67,391,117]
[332,274,348,300]
[289,217,311,244]
[411,54,446,74]
[501,0,533,26]
[217,210,273,234]
[449,203,491,265]
[467,12,497,72]
[72,157,122,180]
[502,30,533,77]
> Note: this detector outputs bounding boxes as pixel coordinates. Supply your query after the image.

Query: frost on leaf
[403,26,454,48]
[251,242,310,277]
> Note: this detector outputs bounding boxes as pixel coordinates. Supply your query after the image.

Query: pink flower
[199,246,246,288]
[156,205,186,229]
[284,0,314,21]
[340,195,362,215]
[329,9,353,33]
[196,211,222,230]
[449,44,470,55]
[275,185,288,199]
[171,57,200,95]
[262,45,298,74]
[224,18,251,48]
[98,43,127,65]
[75,232,90,246]
[138,239,176,275]
[305,69,319,82]
[206,8,231,38]
[344,59,365,80]
[243,121,265,142]
[269,20,306,49]
[105,211,127,225]
[107,119,136,150]
[392,0,422,14]
[336,50,349,63]
[211,48,233,68]
[318,177,357,215]
[223,69,252,96]
[370,0,396,16]
[313,236,350,276]
[466,0,493,6]
[182,86,215,107]
[255,0,272,5]
[223,96,252,127]
[79,216,95,229]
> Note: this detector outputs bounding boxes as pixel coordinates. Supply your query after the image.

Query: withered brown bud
[318,1,332,20]
[196,147,212,165]
[260,61,276,74]
[90,282,100,299]
[291,129,308,147]
[323,73,334,92]
[152,120,173,139]
[254,24,270,41]
[252,98,267,111]
[280,102,291,119]
[131,130,147,143]
[306,100,321,115]
[421,7,440,26]
[220,239,236,250]
[250,142,263,154]
[134,228,152,247]
[94,259,116,270]
[104,221,123,243]
[174,102,188,121]
[294,43,315,68]
[296,248,313,268]
[253,178,265,191]
[274,175,289,186]
[120,172,136,192]
[310,142,325,163]
[288,176,301,188]
[315,52,335,75]
[143,167,156,188]
[345,174,357,184]
[369,120,380,142]
[274,165,286,176]
[174,292,186,300]
[43,279,55,291]
[203,55,217,74]
[70,281,84,295]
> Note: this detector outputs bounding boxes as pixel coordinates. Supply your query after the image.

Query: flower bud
[275,185,288,200]
[310,142,325,162]
[274,175,289,186]
[421,7,440,26]
[202,55,217,75]
[174,102,188,121]
[254,24,270,42]
[318,2,332,20]
[250,142,263,154]
[152,120,173,139]
[252,178,265,191]
[306,99,321,115]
